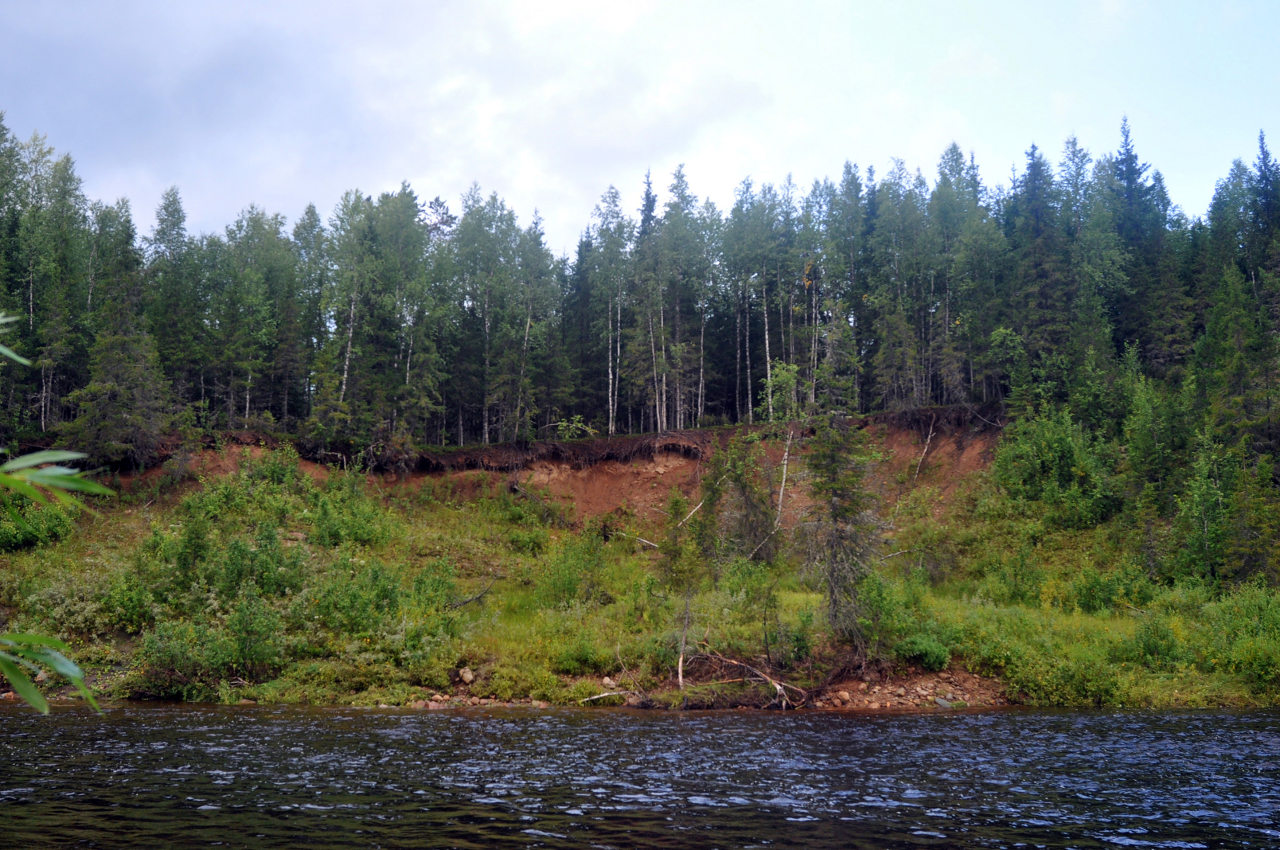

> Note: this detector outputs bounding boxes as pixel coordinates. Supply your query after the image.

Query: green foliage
[0,633,99,713]
[803,415,878,647]
[486,663,563,702]
[993,408,1120,528]
[310,558,400,635]
[895,633,951,671]
[549,629,613,676]
[504,526,548,555]
[975,549,1044,607]
[0,497,74,551]
[309,477,395,547]
[761,359,801,421]
[1112,616,1187,671]
[534,533,606,609]
[552,415,597,440]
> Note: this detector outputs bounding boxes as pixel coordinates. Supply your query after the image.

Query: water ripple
[2,705,1279,847]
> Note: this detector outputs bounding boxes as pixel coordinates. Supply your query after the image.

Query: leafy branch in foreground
[0,634,100,713]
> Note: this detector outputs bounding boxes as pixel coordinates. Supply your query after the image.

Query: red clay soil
[117,436,330,492]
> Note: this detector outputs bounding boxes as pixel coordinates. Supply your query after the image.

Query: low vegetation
[4,420,1280,711]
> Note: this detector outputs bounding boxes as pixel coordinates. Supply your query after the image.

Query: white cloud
[1,0,1274,252]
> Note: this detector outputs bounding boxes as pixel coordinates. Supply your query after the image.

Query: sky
[2,0,1277,257]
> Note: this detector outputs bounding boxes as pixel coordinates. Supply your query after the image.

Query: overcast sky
[3,0,1276,256]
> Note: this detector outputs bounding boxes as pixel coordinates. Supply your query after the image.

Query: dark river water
[2,704,1278,848]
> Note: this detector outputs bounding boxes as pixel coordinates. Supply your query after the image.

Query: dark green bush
[994,409,1120,529]
[895,633,951,671]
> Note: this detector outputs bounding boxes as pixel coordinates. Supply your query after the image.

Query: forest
[4,113,1280,584]
[6,111,1280,712]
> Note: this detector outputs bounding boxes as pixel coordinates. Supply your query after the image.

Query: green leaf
[1,632,73,651]
[1,450,89,472]
[0,471,47,503]
[0,654,48,714]
[22,467,113,496]
[0,342,30,366]
[0,635,100,712]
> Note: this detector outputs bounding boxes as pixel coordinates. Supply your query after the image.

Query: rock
[427,701,447,710]
[34,670,48,684]
[602,676,617,690]
[625,694,643,707]
[459,667,475,685]
[469,697,480,706]
[837,690,852,703]
[408,700,428,709]
[1,691,17,701]
[895,686,906,697]
[857,681,868,691]
[237,698,256,705]
[869,701,880,710]
[531,700,550,709]
[431,693,448,702]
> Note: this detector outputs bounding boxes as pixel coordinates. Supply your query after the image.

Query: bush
[551,633,612,676]
[1230,636,1280,693]
[505,527,549,555]
[133,620,235,701]
[993,409,1120,529]
[102,569,156,633]
[0,498,75,551]
[309,486,394,548]
[895,633,951,671]
[487,663,562,702]
[310,558,400,635]
[225,588,285,679]
[975,549,1043,606]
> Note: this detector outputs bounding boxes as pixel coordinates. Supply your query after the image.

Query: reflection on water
[2,704,1279,848]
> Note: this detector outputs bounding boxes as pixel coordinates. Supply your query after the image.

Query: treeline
[1,113,1278,487]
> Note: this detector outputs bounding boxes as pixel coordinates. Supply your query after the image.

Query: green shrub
[1230,635,1280,693]
[28,573,110,636]
[551,633,612,676]
[310,558,400,634]
[0,498,75,551]
[225,588,284,678]
[534,535,607,608]
[993,409,1120,529]
[975,550,1042,606]
[1112,616,1186,671]
[133,620,235,701]
[102,569,156,633]
[854,571,918,654]
[895,633,951,671]
[1069,566,1119,614]
[487,663,562,701]
[505,527,548,555]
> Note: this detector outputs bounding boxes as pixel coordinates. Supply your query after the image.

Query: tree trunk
[339,290,356,404]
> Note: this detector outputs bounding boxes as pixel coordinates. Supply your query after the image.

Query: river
[3,704,1278,848]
